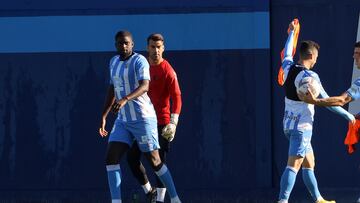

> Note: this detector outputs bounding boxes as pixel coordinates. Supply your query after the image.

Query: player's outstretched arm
[301,90,350,107]
[282,21,296,63]
[318,89,355,122]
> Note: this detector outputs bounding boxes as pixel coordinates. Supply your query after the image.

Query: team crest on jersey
[139,136,149,145]
[354,79,360,86]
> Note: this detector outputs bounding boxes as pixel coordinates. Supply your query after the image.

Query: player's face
[115,36,134,58]
[147,40,164,63]
[310,49,318,69]
[353,47,360,69]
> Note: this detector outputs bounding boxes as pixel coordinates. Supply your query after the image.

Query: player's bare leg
[144,150,181,203]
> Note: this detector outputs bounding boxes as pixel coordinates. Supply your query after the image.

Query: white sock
[142,182,152,194]
[156,187,167,202]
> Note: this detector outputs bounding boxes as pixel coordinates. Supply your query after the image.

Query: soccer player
[300,42,360,107]
[99,30,181,203]
[127,33,182,203]
[300,42,360,203]
[278,20,355,203]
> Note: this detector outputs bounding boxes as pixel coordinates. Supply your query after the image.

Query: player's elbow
[139,80,149,92]
[143,84,149,92]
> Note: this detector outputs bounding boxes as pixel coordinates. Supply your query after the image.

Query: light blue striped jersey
[109,52,156,122]
[347,78,360,100]
[281,31,324,131]
[283,68,323,131]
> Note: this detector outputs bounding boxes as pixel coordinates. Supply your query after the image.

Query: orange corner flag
[345,120,360,154]
[278,19,300,86]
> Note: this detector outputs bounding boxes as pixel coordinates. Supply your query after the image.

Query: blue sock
[155,164,178,199]
[106,164,122,202]
[279,166,298,201]
[302,168,321,201]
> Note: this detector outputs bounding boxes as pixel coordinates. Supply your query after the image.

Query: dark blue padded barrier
[0,49,271,202]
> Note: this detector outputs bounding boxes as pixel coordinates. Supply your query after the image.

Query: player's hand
[349,114,356,125]
[289,21,295,31]
[99,118,108,137]
[162,123,177,142]
[161,114,179,142]
[112,97,128,113]
[288,19,298,31]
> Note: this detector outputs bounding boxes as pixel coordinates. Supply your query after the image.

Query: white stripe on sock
[286,166,298,173]
[106,164,120,171]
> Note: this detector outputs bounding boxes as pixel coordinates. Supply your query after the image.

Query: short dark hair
[299,40,320,59]
[115,30,133,41]
[355,41,360,48]
[147,33,164,44]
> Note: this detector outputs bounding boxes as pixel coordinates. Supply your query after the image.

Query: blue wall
[0,0,272,202]
[3,0,360,202]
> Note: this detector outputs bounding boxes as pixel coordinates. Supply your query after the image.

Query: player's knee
[150,156,162,168]
[146,153,162,170]
[105,151,119,165]
[303,161,315,169]
[287,155,304,169]
[105,157,119,165]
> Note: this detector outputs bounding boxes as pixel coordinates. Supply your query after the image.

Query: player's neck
[149,58,164,66]
[119,52,133,61]
[298,60,311,69]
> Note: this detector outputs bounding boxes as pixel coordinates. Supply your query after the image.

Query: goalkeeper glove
[161,114,179,142]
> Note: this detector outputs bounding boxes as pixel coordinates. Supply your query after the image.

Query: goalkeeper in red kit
[127,33,182,203]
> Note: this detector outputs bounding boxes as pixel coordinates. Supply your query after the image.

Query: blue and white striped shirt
[109,53,156,122]
[281,29,321,131]
[282,31,354,131]
[347,78,360,100]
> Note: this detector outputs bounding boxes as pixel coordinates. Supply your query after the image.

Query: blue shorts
[284,129,313,157]
[109,118,160,152]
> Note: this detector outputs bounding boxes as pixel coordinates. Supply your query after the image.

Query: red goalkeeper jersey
[148,59,182,125]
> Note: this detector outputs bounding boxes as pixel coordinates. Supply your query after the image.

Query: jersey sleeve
[346,78,360,100]
[309,71,325,96]
[282,30,295,71]
[135,55,150,81]
[166,65,182,114]
[108,56,118,84]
